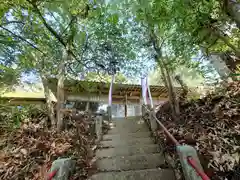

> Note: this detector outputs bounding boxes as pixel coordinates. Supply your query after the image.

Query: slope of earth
[156,81,240,180]
[0,110,98,180]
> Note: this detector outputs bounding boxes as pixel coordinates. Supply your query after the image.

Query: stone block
[49,158,76,180]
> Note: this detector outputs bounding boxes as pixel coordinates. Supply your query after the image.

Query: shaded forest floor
[0,111,106,180]
[156,81,240,180]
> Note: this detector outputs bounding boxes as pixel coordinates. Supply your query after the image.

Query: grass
[0,91,45,99]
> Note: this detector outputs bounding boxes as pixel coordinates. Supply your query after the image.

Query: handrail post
[177,145,206,180]
[142,103,209,180]
[107,105,112,121]
[142,105,157,132]
[149,108,158,132]
[141,104,146,117]
[95,113,103,142]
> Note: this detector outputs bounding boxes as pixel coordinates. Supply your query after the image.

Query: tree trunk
[56,49,67,131]
[149,25,179,120]
[164,64,180,117]
[224,0,240,28]
[217,33,240,58]
[175,75,188,101]
[56,14,76,131]
[41,74,56,127]
[209,53,233,78]
[201,48,235,79]
[157,58,177,120]
[220,52,240,72]
[125,93,128,118]
[205,26,240,58]
[124,104,127,118]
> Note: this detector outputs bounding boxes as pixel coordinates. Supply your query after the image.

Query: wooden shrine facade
[47,78,199,105]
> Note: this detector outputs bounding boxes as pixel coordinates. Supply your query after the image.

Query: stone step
[109,120,147,126]
[96,144,161,158]
[102,131,151,141]
[108,119,149,134]
[111,119,145,125]
[112,116,141,121]
[108,122,149,133]
[112,117,141,121]
[108,126,149,134]
[88,169,175,180]
[100,137,154,147]
[96,153,165,171]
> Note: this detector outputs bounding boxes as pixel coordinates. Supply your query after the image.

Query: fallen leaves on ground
[155,81,240,180]
[0,111,98,180]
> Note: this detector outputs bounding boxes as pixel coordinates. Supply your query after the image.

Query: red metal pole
[146,107,210,180]
[153,115,180,146]
[47,169,58,180]
[187,157,210,180]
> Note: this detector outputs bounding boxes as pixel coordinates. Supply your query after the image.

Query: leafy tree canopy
[1,0,239,89]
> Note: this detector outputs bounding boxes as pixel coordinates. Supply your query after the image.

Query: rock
[49,158,76,180]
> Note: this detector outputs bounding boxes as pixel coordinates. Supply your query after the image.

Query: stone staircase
[89,117,176,180]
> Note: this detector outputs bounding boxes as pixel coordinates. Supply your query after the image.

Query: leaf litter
[0,111,105,180]
[155,81,240,180]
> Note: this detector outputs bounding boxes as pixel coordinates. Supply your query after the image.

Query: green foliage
[0,0,149,84]
[84,72,128,83]
[126,0,240,81]
[149,65,204,87]
[0,103,47,132]
[67,72,128,93]
[1,0,238,90]
[0,65,20,89]
[81,10,137,75]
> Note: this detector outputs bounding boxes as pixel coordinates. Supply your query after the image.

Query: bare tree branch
[0,21,25,26]
[60,16,77,37]
[48,11,65,29]
[27,0,66,47]
[27,1,82,63]
[0,25,45,54]
[78,33,89,60]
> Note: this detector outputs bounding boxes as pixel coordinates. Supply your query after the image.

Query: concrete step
[102,131,151,141]
[89,168,175,180]
[112,116,141,120]
[111,119,145,125]
[100,137,154,147]
[96,153,165,171]
[108,122,149,133]
[111,119,145,126]
[96,144,161,158]
[108,119,149,134]
[108,126,149,134]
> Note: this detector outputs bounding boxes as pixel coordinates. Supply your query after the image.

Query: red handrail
[47,169,58,180]
[144,106,210,180]
[187,157,210,180]
[154,115,180,146]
